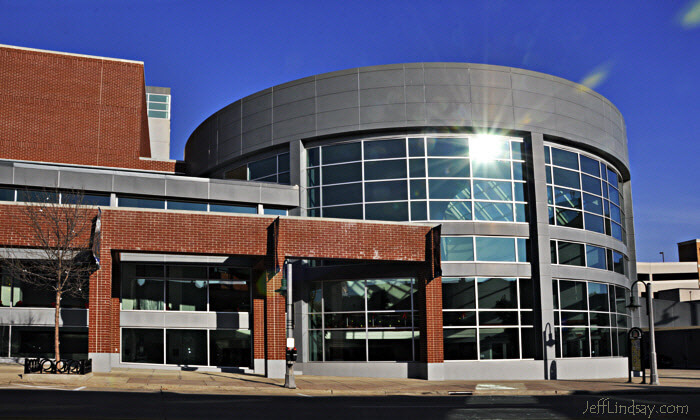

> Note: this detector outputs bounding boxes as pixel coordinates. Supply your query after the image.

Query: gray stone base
[254,359,265,375]
[22,373,93,382]
[266,360,286,378]
[89,353,118,373]
[424,363,444,381]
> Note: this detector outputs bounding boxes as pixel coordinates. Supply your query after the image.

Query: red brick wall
[0,46,177,172]
[0,205,437,362]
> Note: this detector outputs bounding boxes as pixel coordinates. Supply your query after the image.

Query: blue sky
[1,0,698,262]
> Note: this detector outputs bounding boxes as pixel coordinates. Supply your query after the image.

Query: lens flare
[681,0,700,28]
[579,62,613,91]
[470,135,508,161]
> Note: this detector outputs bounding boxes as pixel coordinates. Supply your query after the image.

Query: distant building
[636,239,700,368]
[637,239,700,300]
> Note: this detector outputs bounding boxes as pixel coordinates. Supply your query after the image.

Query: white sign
[287,338,295,348]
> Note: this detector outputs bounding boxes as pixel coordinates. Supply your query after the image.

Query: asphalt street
[0,390,697,419]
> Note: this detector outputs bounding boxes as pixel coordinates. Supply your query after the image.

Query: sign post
[628,327,644,383]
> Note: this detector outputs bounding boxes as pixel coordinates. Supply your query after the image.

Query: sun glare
[470,135,507,161]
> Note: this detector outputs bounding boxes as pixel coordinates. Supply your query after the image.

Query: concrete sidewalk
[1,364,699,396]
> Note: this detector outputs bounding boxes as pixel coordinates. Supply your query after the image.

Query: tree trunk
[54,290,61,362]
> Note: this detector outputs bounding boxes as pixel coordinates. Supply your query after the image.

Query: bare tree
[2,189,98,362]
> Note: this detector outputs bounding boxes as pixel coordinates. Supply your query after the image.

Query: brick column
[264,257,286,378]
[421,274,443,363]
[88,251,115,372]
[252,295,266,374]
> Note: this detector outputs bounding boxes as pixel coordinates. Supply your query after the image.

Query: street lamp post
[284,261,296,389]
[628,280,660,385]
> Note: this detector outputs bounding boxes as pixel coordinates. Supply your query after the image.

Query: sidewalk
[1,364,698,396]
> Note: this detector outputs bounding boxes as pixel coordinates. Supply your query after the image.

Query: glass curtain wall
[223,152,290,185]
[121,328,252,368]
[544,145,625,242]
[306,135,527,222]
[552,279,630,358]
[308,278,418,362]
[121,263,250,313]
[1,326,89,359]
[441,237,529,263]
[550,240,628,276]
[442,277,535,360]
[0,264,87,308]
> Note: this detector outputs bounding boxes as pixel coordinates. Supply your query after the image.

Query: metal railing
[24,358,92,375]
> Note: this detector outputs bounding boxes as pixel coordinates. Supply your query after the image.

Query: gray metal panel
[424,85,470,103]
[272,115,316,138]
[273,98,315,122]
[273,81,316,105]
[14,166,59,187]
[0,162,14,184]
[469,68,511,88]
[423,66,470,85]
[218,101,242,124]
[209,181,261,203]
[405,103,426,122]
[218,135,242,161]
[164,178,209,200]
[316,73,358,96]
[441,222,528,237]
[316,108,358,131]
[185,62,630,180]
[359,86,405,106]
[242,91,272,117]
[512,89,556,113]
[317,91,358,113]
[113,174,166,196]
[470,86,513,105]
[426,102,471,123]
[359,68,404,89]
[551,265,628,287]
[441,263,530,278]
[120,311,249,329]
[471,104,515,125]
[260,185,299,205]
[299,362,411,379]
[442,360,544,380]
[549,226,626,254]
[242,109,272,131]
[0,308,87,327]
[360,104,405,125]
[59,169,113,191]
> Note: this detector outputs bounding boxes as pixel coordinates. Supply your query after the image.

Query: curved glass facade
[306,135,527,222]
[442,277,535,360]
[552,279,630,358]
[545,145,625,242]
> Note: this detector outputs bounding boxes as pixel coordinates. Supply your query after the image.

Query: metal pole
[284,261,296,389]
[646,281,659,385]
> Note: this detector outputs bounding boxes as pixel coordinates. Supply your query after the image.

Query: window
[441,237,529,263]
[550,240,627,274]
[121,328,251,368]
[552,280,629,357]
[120,263,250,313]
[443,277,534,360]
[147,93,170,119]
[10,326,87,360]
[545,145,625,243]
[307,135,527,222]
[0,264,88,308]
[308,278,418,362]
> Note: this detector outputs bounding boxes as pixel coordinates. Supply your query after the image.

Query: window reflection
[307,135,527,222]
